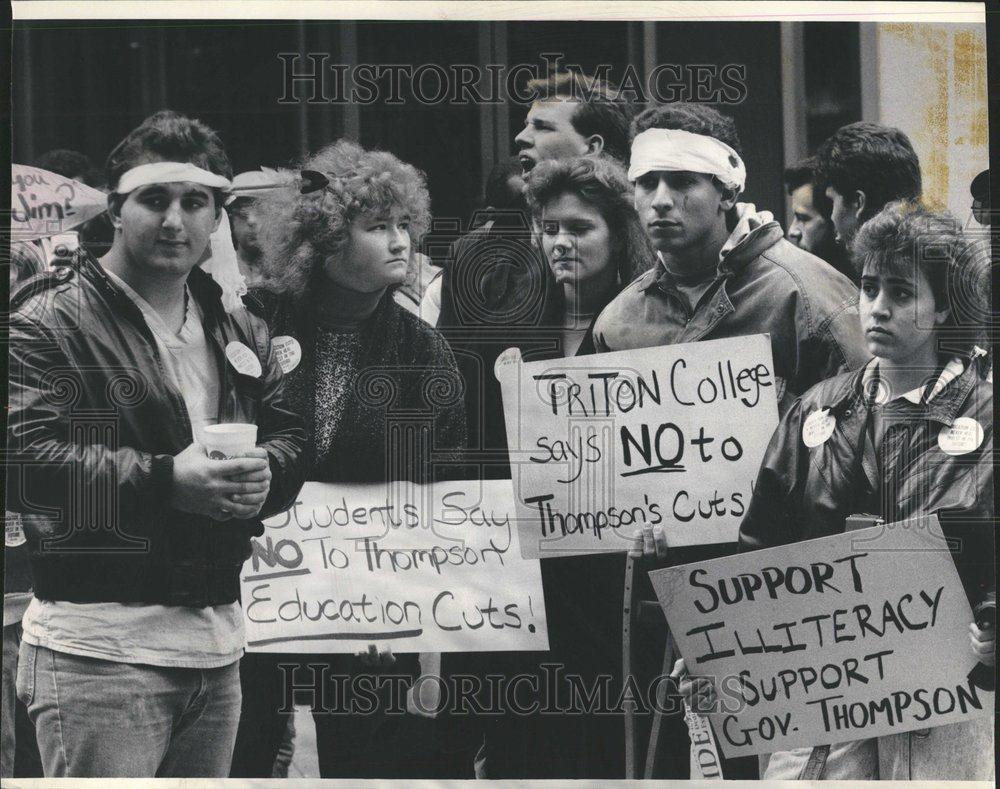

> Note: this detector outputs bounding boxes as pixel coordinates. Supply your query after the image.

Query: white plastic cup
[202,423,258,460]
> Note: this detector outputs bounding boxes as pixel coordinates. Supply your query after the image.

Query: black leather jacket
[739,355,994,607]
[6,251,307,607]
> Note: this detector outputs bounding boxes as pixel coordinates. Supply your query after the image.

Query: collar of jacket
[825,354,982,427]
[77,249,229,330]
[640,205,784,295]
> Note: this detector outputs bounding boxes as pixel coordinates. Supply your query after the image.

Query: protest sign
[11,164,107,241]
[495,335,778,558]
[649,518,993,757]
[241,479,548,653]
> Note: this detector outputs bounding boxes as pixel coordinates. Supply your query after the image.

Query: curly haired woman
[245,140,467,778]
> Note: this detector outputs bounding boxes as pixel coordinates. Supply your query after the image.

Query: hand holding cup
[171,423,271,521]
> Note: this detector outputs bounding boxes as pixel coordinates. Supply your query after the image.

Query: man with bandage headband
[594,104,868,410]
[593,104,869,779]
[6,111,306,777]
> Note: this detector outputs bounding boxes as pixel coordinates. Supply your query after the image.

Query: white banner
[242,479,549,653]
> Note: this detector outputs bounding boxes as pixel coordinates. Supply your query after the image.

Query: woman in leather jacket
[681,201,994,780]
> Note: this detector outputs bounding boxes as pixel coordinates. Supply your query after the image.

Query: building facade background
[11,20,988,228]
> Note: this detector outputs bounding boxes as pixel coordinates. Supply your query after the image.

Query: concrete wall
[869,22,989,224]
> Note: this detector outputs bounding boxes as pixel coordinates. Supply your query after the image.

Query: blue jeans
[16,643,241,777]
[2,624,41,778]
[763,739,879,780]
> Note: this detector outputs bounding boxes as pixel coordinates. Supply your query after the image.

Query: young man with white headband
[7,111,306,777]
[594,103,868,410]
[593,104,869,779]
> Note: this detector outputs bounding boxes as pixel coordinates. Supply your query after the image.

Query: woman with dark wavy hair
[247,139,467,778]
[525,155,655,357]
[675,202,994,781]
[477,156,654,779]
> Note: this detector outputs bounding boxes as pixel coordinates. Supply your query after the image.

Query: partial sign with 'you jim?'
[649,518,993,757]
[495,335,778,558]
[241,479,548,653]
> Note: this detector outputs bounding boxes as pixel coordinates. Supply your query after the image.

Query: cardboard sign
[241,479,548,653]
[495,335,779,558]
[11,164,107,241]
[649,518,993,758]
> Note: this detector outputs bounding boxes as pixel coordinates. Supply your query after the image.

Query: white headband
[628,128,746,193]
[115,161,232,195]
[114,161,245,313]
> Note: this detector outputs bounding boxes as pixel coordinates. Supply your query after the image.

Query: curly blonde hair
[255,140,431,297]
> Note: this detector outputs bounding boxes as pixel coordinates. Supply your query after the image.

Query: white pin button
[938,417,984,456]
[272,335,302,374]
[5,512,26,548]
[494,346,523,381]
[225,341,263,378]
[802,408,836,448]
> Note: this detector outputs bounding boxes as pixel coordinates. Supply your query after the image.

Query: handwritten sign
[495,335,779,558]
[11,164,107,241]
[649,518,993,757]
[241,479,548,653]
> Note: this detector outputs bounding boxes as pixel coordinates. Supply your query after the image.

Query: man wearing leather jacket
[6,111,306,777]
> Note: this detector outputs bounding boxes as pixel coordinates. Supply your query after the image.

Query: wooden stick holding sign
[649,517,993,758]
[240,479,548,653]
[494,335,779,558]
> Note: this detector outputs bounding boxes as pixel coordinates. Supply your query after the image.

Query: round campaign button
[225,341,263,378]
[5,512,26,548]
[802,408,836,448]
[937,417,984,456]
[272,335,302,374]
[493,346,523,381]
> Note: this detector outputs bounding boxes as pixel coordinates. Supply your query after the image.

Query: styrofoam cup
[202,423,258,460]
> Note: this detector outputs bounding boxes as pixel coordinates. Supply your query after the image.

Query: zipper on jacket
[124,303,196,443]
[90,266,195,443]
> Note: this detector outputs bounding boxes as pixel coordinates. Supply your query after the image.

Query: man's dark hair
[815,122,921,224]
[783,159,814,192]
[783,156,832,217]
[630,103,742,157]
[105,110,232,207]
[525,71,637,163]
[34,149,104,188]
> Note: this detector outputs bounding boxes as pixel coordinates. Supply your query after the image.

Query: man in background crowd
[783,156,853,281]
[813,121,922,270]
[434,71,637,478]
[227,170,271,287]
